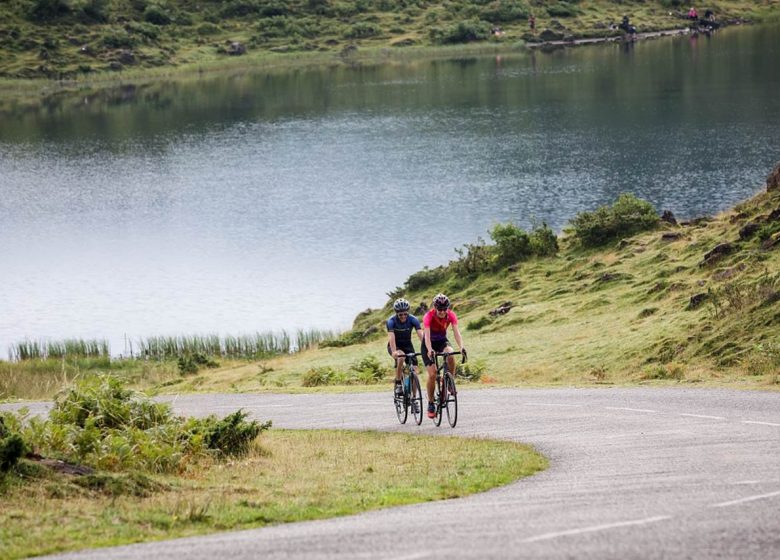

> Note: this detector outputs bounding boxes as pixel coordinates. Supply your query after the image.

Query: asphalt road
[5,387,780,559]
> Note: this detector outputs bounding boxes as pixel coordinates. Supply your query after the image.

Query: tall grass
[9,339,110,361]
[135,329,337,360]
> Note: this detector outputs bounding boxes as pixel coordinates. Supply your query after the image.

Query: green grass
[0,1,777,81]
[0,429,547,559]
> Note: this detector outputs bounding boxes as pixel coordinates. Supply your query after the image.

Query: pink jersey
[423,309,458,342]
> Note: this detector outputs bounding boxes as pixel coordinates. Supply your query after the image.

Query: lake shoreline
[0,18,768,100]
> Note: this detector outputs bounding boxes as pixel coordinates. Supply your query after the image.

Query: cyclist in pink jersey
[422,293,467,418]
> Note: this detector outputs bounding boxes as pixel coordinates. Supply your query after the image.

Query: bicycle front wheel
[395,380,408,425]
[411,372,423,425]
[445,373,458,428]
[434,376,445,427]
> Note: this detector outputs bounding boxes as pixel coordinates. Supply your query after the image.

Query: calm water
[1,25,779,356]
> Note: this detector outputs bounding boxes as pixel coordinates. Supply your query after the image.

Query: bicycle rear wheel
[411,372,423,425]
[395,378,408,424]
[445,373,458,428]
[434,375,445,427]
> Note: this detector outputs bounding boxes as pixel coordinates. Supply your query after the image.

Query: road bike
[393,352,424,425]
[432,350,465,428]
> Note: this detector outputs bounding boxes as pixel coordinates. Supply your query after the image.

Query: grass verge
[0,429,547,559]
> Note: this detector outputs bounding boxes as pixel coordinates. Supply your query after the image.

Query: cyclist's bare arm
[452,323,465,351]
[388,331,400,356]
[416,327,424,343]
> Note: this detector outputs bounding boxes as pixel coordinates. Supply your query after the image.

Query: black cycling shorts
[387,343,418,366]
[421,338,449,366]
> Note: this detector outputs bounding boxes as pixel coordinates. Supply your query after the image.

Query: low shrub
[74,0,109,23]
[546,2,579,17]
[567,193,659,247]
[529,223,559,256]
[457,359,486,382]
[301,356,389,387]
[144,3,172,25]
[481,0,530,23]
[177,352,219,375]
[196,22,220,36]
[344,22,381,39]
[467,316,494,331]
[431,19,491,44]
[640,363,685,380]
[302,366,341,386]
[126,21,161,40]
[404,266,447,292]
[17,376,270,472]
[0,416,27,474]
[453,239,493,275]
[26,0,71,22]
[102,29,137,48]
[349,355,388,384]
[491,223,531,266]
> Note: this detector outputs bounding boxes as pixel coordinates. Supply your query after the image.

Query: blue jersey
[386,314,421,347]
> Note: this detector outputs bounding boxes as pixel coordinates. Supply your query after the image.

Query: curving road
[6,388,780,559]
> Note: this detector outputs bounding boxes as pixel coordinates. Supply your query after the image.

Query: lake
[1,24,779,356]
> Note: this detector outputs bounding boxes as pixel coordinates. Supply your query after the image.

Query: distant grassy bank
[1,0,777,83]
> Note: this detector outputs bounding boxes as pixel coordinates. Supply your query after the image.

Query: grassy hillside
[1,0,778,79]
[181,172,780,393]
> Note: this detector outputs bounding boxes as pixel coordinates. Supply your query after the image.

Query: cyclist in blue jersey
[387,298,423,399]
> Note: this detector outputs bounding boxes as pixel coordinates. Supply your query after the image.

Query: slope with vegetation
[0,0,777,79]
[191,167,780,392]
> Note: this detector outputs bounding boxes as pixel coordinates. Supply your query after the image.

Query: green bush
[102,29,137,48]
[529,223,559,256]
[220,0,263,18]
[457,359,486,381]
[74,0,108,22]
[27,0,71,22]
[481,0,529,22]
[349,355,388,384]
[466,316,494,331]
[19,376,270,472]
[302,366,341,386]
[568,193,659,247]
[491,223,531,266]
[0,416,27,474]
[546,2,578,17]
[126,21,161,40]
[344,22,381,39]
[192,410,268,458]
[453,239,493,275]
[196,22,220,35]
[404,266,447,292]
[144,3,172,25]
[431,19,492,44]
[178,352,219,375]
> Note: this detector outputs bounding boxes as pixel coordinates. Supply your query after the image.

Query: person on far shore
[688,6,698,21]
[529,14,536,33]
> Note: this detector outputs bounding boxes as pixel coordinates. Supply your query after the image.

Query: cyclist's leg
[445,342,455,374]
[421,338,437,404]
[388,343,403,381]
[395,355,404,382]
